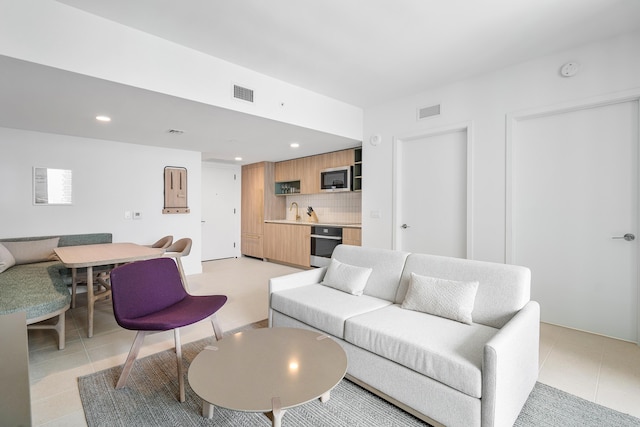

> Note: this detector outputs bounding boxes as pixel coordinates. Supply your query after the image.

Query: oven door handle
[310,235,342,240]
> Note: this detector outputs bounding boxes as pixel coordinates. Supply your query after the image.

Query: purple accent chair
[110,257,227,402]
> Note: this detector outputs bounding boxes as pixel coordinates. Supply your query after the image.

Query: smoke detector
[560,62,580,77]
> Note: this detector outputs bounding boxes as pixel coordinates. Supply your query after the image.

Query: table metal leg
[203,401,214,419]
[271,397,286,427]
[320,390,331,403]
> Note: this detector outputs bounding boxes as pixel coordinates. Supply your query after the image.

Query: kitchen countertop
[265,220,361,229]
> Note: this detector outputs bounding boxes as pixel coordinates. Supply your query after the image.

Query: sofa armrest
[268,267,327,326]
[482,300,540,427]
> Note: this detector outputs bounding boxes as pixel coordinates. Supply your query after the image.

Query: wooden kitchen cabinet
[301,155,319,194]
[264,223,311,267]
[343,228,362,246]
[274,158,302,182]
[273,148,360,195]
[241,162,285,258]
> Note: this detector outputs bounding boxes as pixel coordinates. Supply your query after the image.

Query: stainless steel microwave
[320,166,351,192]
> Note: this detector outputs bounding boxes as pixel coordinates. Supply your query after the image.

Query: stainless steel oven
[310,226,342,267]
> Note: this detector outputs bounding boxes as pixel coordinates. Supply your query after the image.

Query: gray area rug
[79,326,640,427]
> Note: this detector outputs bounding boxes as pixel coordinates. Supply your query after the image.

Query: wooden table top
[54,242,164,268]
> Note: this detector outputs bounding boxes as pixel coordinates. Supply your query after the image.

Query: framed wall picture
[33,167,73,205]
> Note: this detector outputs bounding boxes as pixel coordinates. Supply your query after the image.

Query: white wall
[363,31,640,263]
[0,0,363,142]
[0,127,204,274]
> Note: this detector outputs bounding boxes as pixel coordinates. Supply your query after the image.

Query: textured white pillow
[401,272,479,325]
[1,237,60,265]
[321,259,373,296]
[0,243,16,273]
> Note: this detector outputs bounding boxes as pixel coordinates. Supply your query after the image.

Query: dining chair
[163,237,192,292]
[147,235,173,249]
[110,257,227,402]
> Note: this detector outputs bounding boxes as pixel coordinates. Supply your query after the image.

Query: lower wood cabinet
[264,223,311,267]
[241,233,263,259]
[343,228,362,246]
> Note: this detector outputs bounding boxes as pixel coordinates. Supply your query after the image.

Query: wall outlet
[133,211,142,220]
[124,211,132,220]
[370,210,381,219]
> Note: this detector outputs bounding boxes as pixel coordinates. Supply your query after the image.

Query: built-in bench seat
[0,233,112,349]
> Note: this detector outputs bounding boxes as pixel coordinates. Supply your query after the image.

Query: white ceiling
[3,0,640,163]
[0,55,357,164]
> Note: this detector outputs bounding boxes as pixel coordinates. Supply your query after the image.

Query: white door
[395,129,468,258]
[201,162,241,261]
[512,100,639,342]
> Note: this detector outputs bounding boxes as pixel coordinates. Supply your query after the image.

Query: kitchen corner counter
[265,220,361,228]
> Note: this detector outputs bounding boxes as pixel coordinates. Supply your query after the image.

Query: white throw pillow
[401,272,479,325]
[321,259,373,296]
[1,237,60,265]
[0,243,16,273]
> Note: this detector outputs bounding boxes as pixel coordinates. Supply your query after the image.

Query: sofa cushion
[395,253,531,329]
[271,284,392,338]
[331,245,410,302]
[2,238,60,265]
[345,304,498,398]
[0,243,16,273]
[402,273,478,324]
[322,259,373,296]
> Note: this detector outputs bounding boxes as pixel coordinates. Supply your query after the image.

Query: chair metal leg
[174,328,185,402]
[116,331,147,389]
[210,314,223,341]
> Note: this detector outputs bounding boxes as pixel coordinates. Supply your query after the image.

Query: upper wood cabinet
[274,159,302,182]
[276,148,356,195]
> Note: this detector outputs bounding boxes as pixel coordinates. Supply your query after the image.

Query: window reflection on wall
[33,167,73,205]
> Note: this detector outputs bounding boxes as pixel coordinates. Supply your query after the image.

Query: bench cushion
[271,284,391,339]
[345,304,498,398]
[0,244,15,273]
[0,261,71,320]
[2,238,59,265]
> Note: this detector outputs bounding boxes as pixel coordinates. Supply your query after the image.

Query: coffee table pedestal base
[201,392,332,427]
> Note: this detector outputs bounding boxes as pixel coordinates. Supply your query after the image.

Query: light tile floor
[26,257,640,426]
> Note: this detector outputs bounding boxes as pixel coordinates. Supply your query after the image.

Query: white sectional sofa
[268,245,540,427]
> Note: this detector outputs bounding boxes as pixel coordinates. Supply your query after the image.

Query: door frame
[201,161,241,261]
[506,89,640,343]
[392,121,474,259]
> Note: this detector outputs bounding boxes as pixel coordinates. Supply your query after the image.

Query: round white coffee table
[188,327,347,427]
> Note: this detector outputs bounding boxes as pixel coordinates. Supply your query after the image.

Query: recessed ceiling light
[290,143,300,148]
[235,157,243,161]
[95,115,111,122]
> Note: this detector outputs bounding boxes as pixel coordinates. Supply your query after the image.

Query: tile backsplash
[284,192,361,224]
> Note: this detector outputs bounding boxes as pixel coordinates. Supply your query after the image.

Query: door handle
[612,233,635,241]
[400,224,410,229]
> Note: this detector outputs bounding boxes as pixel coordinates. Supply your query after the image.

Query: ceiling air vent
[417,104,441,121]
[233,84,254,103]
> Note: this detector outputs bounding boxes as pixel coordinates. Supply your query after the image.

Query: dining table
[54,243,164,337]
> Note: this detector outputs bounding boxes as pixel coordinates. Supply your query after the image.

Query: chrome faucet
[290,202,301,221]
